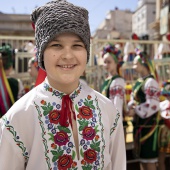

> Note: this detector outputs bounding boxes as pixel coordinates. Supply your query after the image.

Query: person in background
[127,51,161,170]
[158,80,170,170]
[0,1,126,169]
[101,43,125,121]
[79,71,88,86]
[27,56,39,89]
[0,44,25,117]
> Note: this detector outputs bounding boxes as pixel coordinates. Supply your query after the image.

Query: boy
[0,1,126,169]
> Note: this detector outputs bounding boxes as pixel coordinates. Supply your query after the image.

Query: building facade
[93,8,133,40]
[132,0,156,39]
[0,13,34,36]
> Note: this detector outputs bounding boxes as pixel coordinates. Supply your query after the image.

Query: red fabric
[31,22,35,30]
[60,95,76,127]
[0,69,11,115]
[35,68,47,86]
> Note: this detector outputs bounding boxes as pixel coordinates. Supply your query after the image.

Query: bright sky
[0,0,138,34]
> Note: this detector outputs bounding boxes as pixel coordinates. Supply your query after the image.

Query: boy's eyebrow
[52,39,83,43]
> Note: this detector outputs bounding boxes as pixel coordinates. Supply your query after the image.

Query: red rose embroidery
[79,106,93,119]
[145,103,149,108]
[49,110,60,124]
[84,149,97,164]
[48,87,53,92]
[87,95,92,100]
[54,131,69,146]
[82,126,96,140]
[151,105,157,110]
[41,100,46,105]
[57,154,73,170]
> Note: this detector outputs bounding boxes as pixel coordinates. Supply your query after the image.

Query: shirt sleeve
[0,118,25,170]
[160,100,170,119]
[135,78,160,118]
[109,78,125,117]
[109,110,126,170]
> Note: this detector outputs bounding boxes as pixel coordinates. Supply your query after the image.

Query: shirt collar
[43,78,82,101]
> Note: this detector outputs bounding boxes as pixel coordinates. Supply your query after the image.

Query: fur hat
[31,0,91,70]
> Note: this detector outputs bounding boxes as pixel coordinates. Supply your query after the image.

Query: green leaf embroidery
[72,150,76,160]
[90,105,95,110]
[90,140,101,152]
[41,106,48,110]
[95,125,99,133]
[75,104,79,112]
[43,111,49,116]
[80,148,84,157]
[51,149,64,162]
[89,100,93,105]
[52,155,58,162]
[51,150,58,155]
[78,120,88,131]
[82,165,92,170]
[84,101,89,106]
[48,133,54,142]
[58,126,71,133]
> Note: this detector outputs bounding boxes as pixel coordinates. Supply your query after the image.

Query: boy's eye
[51,44,61,47]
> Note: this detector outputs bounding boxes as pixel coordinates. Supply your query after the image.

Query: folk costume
[159,80,170,153]
[0,79,126,170]
[128,52,161,162]
[101,43,125,120]
[0,45,25,117]
[154,33,170,59]
[0,1,126,170]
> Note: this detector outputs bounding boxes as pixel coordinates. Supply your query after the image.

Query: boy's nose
[62,48,74,59]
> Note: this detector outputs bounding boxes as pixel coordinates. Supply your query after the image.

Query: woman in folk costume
[0,44,25,117]
[158,80,170,170]
[0,1,126,170]
[154,33,170,59]
[127,51,161,170]
[101,43,125,121]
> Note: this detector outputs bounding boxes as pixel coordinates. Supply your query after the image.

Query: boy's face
[44,32,87,91]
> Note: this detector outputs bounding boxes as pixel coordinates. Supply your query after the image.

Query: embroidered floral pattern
[110,110,120,135]
[110,85,124,99]
[79,106,93,119]
[75,95,105,170]
[2,117,29,162]
[145,86,160,100]
[35,83,105,169]
[57,154,73,170]
[44,82,82,100]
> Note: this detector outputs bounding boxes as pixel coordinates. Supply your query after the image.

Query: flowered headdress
[134,50,158,81]
[102,43,122,63]
[28,56,39,70]
[0,44,13,70]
